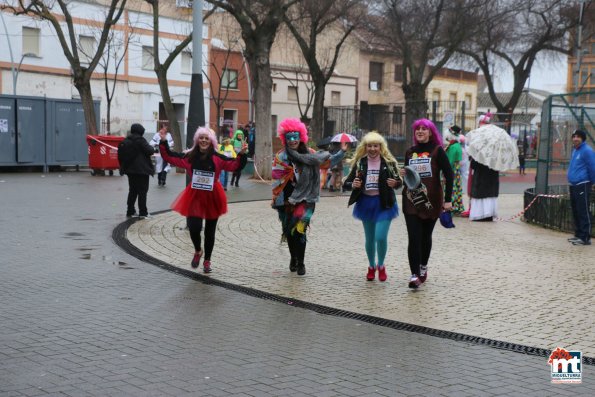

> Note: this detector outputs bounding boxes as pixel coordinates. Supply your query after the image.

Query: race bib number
[191,170,215,191]
[408,157,432,178]
[365,169,379,190]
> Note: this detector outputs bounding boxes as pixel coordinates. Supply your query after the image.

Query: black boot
[289,258,297,272]
[297,261,306,276]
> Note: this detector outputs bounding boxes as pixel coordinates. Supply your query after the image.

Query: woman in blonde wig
[343,132,402,282]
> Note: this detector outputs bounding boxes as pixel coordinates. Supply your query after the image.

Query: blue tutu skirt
[353,194,398,222]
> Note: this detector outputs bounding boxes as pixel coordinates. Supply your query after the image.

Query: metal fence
[535,91,595,194]
[524,185,595,237]
[324,101,476,158]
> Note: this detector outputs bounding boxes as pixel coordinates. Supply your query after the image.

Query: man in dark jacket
[121,123,155,218]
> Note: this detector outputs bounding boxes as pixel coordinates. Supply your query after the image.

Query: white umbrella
[331,132,358,143]
[466,124,519,171]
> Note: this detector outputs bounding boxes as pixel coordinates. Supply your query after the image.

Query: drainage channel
[113,218,594,367]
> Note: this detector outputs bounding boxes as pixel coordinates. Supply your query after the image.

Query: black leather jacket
[343,157,402,208]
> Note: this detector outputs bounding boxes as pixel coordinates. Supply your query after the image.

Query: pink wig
[277,118,308,146]
[478,112,492,126]
[412,118,443,146]
[185,126,218,153]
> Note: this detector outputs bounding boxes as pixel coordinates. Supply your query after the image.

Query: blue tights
[362,219,392,268]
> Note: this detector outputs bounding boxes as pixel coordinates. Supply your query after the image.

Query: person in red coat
[158,127,247,273]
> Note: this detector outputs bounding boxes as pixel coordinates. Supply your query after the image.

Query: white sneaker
[419,265,428,283]
[408,274,420,289]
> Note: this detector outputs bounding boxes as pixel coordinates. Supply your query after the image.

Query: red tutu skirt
[171,182,227,219]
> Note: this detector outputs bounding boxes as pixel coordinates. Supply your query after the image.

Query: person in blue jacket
[567,129,595,246]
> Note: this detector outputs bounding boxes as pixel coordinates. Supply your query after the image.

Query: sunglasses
[286,132,300,142]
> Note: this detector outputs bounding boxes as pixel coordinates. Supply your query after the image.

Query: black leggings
[404,213,437,276]
[286,231,306,263]
[187,217,218,260]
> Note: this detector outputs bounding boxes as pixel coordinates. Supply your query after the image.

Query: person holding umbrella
[400,119,453,289]
[343,132,402,282]
[466,119,518,222]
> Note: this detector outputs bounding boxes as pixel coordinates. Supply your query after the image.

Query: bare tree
[205,0,299,180]
[145,0,192,152]
[273,67,316,123]
[457,0,579,122]
[203,20,252,138]
[10,0,128,134]
[95,28,133,134]
[366,0,488,143]
[283,0,363,142]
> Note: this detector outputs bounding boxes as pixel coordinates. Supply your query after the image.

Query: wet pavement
[1,170,594,396]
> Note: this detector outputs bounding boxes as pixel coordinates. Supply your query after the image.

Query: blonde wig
[348,131,399,175]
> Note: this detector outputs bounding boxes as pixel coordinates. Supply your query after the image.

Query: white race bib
[191,170,215,191]
[408,157,432,178]
[365,169,379,190]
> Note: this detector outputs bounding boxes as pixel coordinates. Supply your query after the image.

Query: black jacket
[122,134,155,176]
[343,157,402,208]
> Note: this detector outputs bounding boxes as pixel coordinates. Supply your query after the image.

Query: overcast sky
[490,52,568,94]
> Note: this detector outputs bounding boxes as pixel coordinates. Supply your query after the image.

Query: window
[181,51,192,74]
[369,61,383,90]
[448,92,457,110]
[272,83,277,92]
[222,68,238,89]
[464,94,472,110]
[394,64,403,82]
[331,91,341,106]
[79,35,96,64]
[22,27,40,56]
[392,106,403,124]
[142,46,153,70]
[432,90,441,109]
[287,86,298,101]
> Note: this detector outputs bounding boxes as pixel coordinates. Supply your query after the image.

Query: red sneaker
[460,210,470,218]
[378,266,387,282]
[191,251,202,269]
[366,267,376,281]
[203,260,212,273]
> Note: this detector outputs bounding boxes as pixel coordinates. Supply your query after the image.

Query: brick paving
[1,171,594,397]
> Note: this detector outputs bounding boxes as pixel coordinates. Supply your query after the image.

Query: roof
[477,91,545,110]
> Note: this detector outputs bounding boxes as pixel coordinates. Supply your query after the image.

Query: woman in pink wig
[158,127,247,273]
[272,118,346,276]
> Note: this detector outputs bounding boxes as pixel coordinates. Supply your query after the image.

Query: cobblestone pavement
[2,171,594,397]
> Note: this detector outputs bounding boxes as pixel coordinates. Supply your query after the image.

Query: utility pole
[186,0,205,149]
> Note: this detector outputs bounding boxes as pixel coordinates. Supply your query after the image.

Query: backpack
[117,137,138,172]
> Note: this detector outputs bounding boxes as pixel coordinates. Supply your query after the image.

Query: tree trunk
[403,82,428,146]
[310,82,326,142]
[106,97,112,134]
[74,78,98,135]
[156,68,183,152]
[250,58,273,180]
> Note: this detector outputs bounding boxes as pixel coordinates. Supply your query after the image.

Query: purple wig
[412,118,443,146]
[277,118,308,146]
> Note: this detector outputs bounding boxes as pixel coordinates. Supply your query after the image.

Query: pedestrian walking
[400,119,453,289]
[445,125,465,214]
[218,137,236,191]
[150,124,174,187]
[119,123,155,219]
[158,126,247,273]
[567,129,595,246]
[230,129,246,187]
[343,132,401,282]
[271,118,346,276]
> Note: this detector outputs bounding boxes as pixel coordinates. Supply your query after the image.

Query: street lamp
[14,53,36,96]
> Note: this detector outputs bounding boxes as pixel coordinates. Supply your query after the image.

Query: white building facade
[0,1,210,137]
